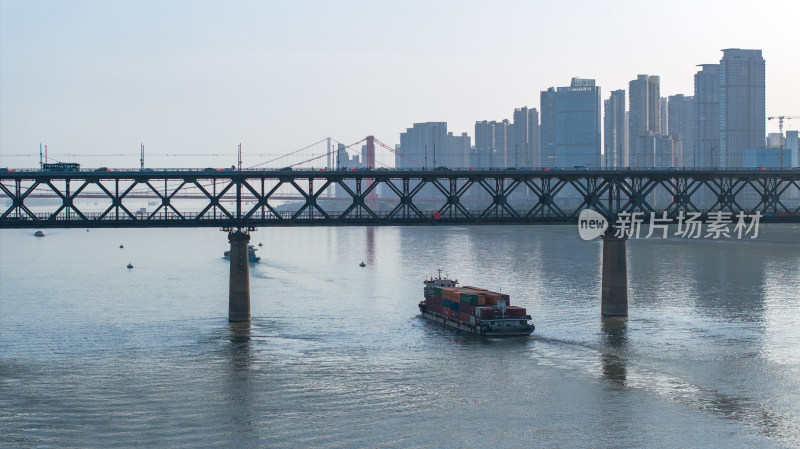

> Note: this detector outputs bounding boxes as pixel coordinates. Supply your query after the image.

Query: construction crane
[767,116,800,135]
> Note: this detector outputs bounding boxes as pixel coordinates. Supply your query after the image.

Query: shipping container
[477,294,486,306]
[463,286,488,291]
[479,308,502,319]
[459,293,476,305]
[451,302,460,313]
[459,311,470,322]
[506,306,527,318]
[433,287,443,297]
[442,298,451,310]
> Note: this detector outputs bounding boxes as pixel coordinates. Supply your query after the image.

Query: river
[1,224,799,448]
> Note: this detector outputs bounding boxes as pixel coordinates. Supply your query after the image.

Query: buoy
[258,242,263,247]
[120,244,124,248]
[127,263,133,269]
[359,261,366,267]
[34,230,45,237]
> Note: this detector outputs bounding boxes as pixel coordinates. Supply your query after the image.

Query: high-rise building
[628,74,661,167]
[336,143,360,169]
[720,48,766,168]
[695,64,720,168]
[474,121,495,168]
[510,107,540,168]
[474,121,494,152]
[634,133,676,168]
[604,90,626,168]
[540,88,558,167]
[766,133,785,149]
[787,130,799,167]
[446,132,471,168]
[495,119,510,167]
[397,122,448,169]
[540,78,602,168]
[668,94,696,168]
[474,119,510,167]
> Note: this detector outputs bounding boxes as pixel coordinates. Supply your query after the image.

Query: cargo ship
[419,271,534,336]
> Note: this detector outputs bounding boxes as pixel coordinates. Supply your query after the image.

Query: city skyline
[1,0,798,169]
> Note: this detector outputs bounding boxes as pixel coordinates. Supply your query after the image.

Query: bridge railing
[0,208,577,224]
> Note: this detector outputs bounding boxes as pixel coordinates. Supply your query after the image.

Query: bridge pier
[228,229,251,322]
[601,227,628,317]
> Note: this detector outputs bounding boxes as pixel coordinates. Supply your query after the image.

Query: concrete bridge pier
[228,229,251,322]
[601,227,628,317]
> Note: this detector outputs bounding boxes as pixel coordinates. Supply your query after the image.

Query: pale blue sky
[1,0,798,168]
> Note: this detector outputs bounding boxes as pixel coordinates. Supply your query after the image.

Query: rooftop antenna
[140,143,144,170]
[238,143,242,171]
[45,145,48,164]
[39,143,43,169]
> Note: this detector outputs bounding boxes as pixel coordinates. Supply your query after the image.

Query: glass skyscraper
[720,48,766,168]
[694,64,720,168]
[540,78,601,168]
[604,89,626,168]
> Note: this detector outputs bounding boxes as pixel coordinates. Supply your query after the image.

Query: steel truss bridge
[2,168,800,228]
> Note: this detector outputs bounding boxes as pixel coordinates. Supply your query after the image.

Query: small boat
[120,244,124,249]
[127,263,133,269]
[34,230,45,237]
[258,242,263,247]
[359,261,366,267]
[224,244,261,262]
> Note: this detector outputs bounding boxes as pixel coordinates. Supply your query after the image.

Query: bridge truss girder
[1,169,800,228]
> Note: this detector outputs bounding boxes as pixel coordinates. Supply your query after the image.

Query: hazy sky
[1,0,798,168]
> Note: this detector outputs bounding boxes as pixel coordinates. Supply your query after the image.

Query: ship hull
[419,305,534,336]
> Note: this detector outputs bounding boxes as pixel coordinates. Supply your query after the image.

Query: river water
[1,224,799,448]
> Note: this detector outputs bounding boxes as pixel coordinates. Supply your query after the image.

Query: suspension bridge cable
[247,137,331,169]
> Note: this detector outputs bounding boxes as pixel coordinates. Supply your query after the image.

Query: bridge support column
[601,227,628,317]
[228,229,251,322]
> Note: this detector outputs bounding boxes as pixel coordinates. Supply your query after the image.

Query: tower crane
[767,116,800,135]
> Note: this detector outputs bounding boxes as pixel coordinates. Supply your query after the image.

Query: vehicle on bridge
[42,162,80,171]
[419,272,534,336]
